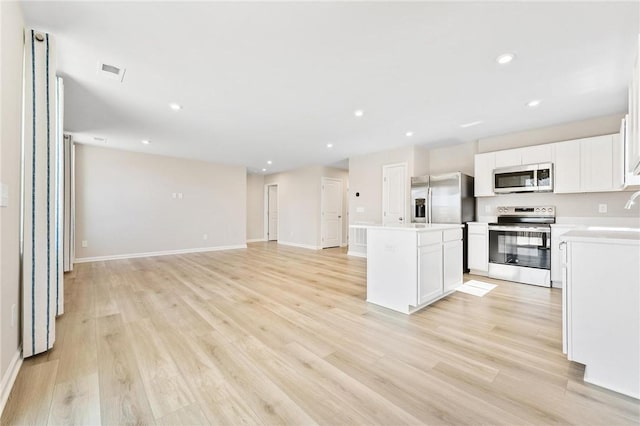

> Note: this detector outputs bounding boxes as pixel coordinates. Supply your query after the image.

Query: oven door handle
[488,225,551,233]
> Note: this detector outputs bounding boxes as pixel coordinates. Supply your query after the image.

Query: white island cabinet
[562,229,640,399]
[365,224,463,314]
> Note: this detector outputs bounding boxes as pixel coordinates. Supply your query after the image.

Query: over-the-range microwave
[493,163,553,193]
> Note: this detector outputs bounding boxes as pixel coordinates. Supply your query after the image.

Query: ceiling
[20,1,639,174]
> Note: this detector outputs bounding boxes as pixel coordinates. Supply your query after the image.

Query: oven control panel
[496,206,555,216]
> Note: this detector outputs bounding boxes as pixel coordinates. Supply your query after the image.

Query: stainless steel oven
[488,206,555,287]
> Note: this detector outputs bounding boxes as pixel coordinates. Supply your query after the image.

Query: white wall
[478,114,624,153]
[246,173,264,241]
[74,145,247,260]
[348,145,415,225]
[263,165,348,249]
[0,0,24,389]
[428,141,477,176]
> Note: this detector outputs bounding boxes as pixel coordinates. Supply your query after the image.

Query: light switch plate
[356,206,365,213]
[81,240,88,248]
[598,204,608,213]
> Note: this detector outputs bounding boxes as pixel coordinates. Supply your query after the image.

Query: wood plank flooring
[2,242,639,425]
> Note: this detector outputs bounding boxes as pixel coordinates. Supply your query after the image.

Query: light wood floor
[2,242,639,425]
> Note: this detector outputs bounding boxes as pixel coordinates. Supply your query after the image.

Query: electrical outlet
[484,205,492,213]
[356,206,365,213]
[172,193,177,199]
[598,204,608,213]
[203,234,208,241]
[81,240,88,248]
[11,304,16,327]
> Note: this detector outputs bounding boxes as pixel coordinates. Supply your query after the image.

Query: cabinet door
[418,243,442,304]
[553,140,581,193]
[522,144,552,164]
[443,240,463,293]
[495,148,522,168]
[468,233,488,272]
[580,135,615,192]
[474,153,495,197]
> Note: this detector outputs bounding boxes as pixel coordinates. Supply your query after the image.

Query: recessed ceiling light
[406,131,414,137]
[267,160,272,165]
[460,120,484,128]
[354,110,364,117]
[527,99,542,107]
[262,168,267,172]
[326,143,334,148]
[169,103,182,111]
[496,53,515,65]
[141,139,150,145]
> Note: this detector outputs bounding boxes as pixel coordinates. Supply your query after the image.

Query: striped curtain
[22,29,59,357]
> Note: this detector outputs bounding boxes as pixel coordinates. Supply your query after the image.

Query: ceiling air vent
[97,61,126,82]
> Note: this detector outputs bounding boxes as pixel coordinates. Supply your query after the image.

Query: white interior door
[268,185,278,241]
[321,177,342,248]
[382,163,407,225]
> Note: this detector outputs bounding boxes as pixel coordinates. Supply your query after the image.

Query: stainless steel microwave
[493,163,553,193]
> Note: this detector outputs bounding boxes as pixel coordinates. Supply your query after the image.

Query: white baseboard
[347,250,367,258]
[246,238,266,243]
[277,241,320,250]
[0,348,22,417]
[74,244,248,263]
[468,270,489,277]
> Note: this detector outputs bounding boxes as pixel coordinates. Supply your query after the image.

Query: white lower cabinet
[467,223,488,273]
[418,243,443,304]
[563,232,640,399]
[443,239,463,293]
[366,226,463,314]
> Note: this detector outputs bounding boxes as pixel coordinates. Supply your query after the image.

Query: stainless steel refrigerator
[411,172,475,270]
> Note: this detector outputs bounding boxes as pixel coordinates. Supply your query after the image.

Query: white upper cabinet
[581,134,623,192]
[627,35,640,178]
[474,152,495,197]
[552,140,581,193]
[477,133,623,195]
[523,144,552,164]
[493,145,552,169]
[494,148,523,168]
[553,134,623,193]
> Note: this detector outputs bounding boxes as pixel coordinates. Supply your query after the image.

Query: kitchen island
[359,223,463,314]
[561,228,640,399]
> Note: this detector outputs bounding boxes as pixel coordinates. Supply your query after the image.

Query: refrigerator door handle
[427,187,432,223]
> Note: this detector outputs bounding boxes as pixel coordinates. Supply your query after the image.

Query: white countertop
[350,223,463,232]
[562,228,640,245]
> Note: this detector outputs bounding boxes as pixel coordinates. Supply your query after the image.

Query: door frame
[382,162,408,225]
[320,177,343,249]
[263,183,279,241]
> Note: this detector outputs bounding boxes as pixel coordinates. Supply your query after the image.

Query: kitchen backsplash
[476,190,640,226]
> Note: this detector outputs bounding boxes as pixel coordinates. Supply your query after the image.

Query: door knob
[399,217,403,221]
[338,216,342,218]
